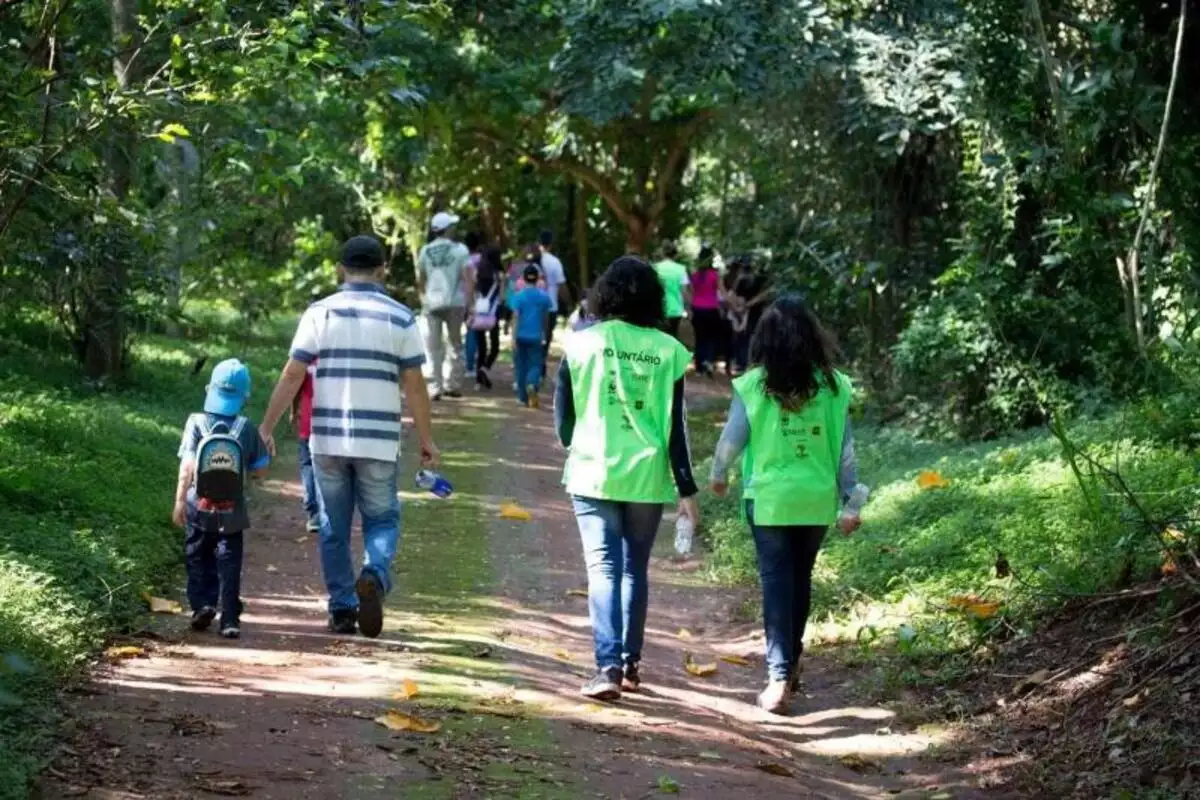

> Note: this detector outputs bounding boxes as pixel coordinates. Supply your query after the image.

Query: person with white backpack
[468,246,505,390]
[172,359,272,639]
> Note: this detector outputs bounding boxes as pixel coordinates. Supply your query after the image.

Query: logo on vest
[602,347,662,366]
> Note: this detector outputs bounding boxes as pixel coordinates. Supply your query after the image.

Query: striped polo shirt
[288,282,426,462]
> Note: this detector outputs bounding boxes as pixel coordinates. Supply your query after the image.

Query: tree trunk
[625,216,652,256]
[81,0,139,379]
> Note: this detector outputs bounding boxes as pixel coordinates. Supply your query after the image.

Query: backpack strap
[230,416,247,440]
[195,413,212,437]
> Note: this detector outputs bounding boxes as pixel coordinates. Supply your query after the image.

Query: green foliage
[0,308,285,795]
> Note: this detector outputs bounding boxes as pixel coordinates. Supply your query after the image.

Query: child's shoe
[190,606,216,632]
[220,621,241,639]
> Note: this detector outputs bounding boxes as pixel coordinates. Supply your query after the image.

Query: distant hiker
[258,235,440,638]
[726,256,771,376]
[510,263,553,408]
[567,288,597,333]
[173,358,271,640]
[709,295,862,715]
[292,361,322,531]
[462,231,484,378]
[689,243,722,377]
[652,241,691,341]
[417,211,471,400]
[537,229,568,366]
[554,256,700,701]
[468,245,505,390]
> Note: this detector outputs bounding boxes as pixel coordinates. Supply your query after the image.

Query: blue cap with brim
[204,358,251,416]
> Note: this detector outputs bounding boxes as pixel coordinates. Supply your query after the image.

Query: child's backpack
[470,284,499,331]
[194,414,247,512]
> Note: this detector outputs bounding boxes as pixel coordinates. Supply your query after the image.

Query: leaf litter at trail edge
[375,710,440,733]
[719,654,753,666]
[143,594,183,614]
[392,679,419,701]
[104,646,147,661]
[916,469,951,489]
[684,653,718,677]
[498,502,532,521]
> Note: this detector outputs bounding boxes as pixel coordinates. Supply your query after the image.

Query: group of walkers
[172,222,863,718]
[652,241,772,378]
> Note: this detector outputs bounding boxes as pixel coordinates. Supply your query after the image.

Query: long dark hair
[749,294,840,408]
[593,255,666,329]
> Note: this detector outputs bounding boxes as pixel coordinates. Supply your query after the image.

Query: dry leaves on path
[392,679,420,701]
[947,594,1003,619]
[374,710,441,733]
[498,502,532,521]
[719,655,753,667]
[143,594,182,614]
[104,646,147,661]
[755,762,794,777]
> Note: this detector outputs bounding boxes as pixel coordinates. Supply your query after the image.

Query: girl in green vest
[555,256,701,701]
[710,295,863,714]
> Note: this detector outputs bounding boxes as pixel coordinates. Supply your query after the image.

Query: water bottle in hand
[415,469,454,499]
[674,514,695,556]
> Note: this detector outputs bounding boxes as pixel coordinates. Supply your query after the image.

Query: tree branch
[648,109,715,220]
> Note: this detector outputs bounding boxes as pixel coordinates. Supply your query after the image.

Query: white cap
[431,211,460,232]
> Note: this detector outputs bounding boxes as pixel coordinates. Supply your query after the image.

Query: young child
[293,361,322,531]
[709,295,863,714]
[510,263,552,408]
[173,359,271,639]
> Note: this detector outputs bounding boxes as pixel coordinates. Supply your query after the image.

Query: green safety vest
[653,259,689,319]
[563,320,692,503]
[733,367,852,526]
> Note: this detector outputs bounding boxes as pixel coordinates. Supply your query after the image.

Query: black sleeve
[553,359,575,448]
[668,378,698,498]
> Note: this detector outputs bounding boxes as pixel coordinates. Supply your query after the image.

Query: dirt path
[39,361,981,800]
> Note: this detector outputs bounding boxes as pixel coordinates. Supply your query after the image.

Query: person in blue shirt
[510,264,553,408]
[172,359,271,639]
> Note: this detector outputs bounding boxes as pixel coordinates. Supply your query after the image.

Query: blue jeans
[185,526,244,623]
[572,496,665,670]
[464,324,478,372]
[297,438,322,522]
[313,455,401,612]
[514,340,543,402]
[747,502,826,681]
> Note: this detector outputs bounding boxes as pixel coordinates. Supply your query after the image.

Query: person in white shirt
[417,212,472,399]
[258,235,439,639]
[538,230,569,368]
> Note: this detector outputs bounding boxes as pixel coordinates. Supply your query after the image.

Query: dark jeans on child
[298,438,321,523]
[691,308,722,371]
[514,339,544,403]
[185,526,244,624]
[747,501,826,682]
[474,326,499,371]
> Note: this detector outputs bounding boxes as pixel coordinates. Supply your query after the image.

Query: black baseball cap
[341,235,385,270]
[523,264,541,283]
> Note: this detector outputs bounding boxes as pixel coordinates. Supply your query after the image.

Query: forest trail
[39,365,980,800]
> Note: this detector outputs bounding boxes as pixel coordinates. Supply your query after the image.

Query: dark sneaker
[328,608,358,635]
[580,667,623,701]
[476,368,493,390]
[306,517,321,532]
[444,390,464,399]
[355,574,384,639]
[190,606,216,632]
[220,623,241,639]
[432,392,444,402]
[622,662,641,692]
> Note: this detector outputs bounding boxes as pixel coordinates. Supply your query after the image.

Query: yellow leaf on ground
[683,653,718,678]
[1162,555,1178,577]
[105,645,146,660]
[144,595,182,614]
[916,469,951,490]
[392,679,420,701]
[676,628,694,640]
[554,649,572,661]
[374,710,440,733]
[719,655,753,667]
[498,503,532,521]
[947,595,1001,619]
[565,589,588,598]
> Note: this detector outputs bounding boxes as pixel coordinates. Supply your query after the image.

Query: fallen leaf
[683,653,718,678]
[295,535,309,544]
[577,703,605,713]
[374,710,440,733]
[916,469,950,490]
[104,645,146,661]
[266,565,279,573]
[837,753,879,773]
[554,649,572,661]
[755,762,794,777]
[698,751,724,761]
[1162,555,1178,577]
[144,595,182,614]
[393,679,419,701]
[656,775,680,794]
[565,589,588,598]
[676,628,694,640]
[719,655,753,667]
[498,502,532,521]
[1163,527,1185,543]
[947,594,1002,619]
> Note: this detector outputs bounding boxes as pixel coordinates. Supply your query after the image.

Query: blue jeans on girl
[747,501,827,682]
[571,496,665,670]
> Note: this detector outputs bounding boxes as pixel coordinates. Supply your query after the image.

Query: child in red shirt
[294,362,322,531]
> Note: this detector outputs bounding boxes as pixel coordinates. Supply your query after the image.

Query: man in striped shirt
[259,235,439,638]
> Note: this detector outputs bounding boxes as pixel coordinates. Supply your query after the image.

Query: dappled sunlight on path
[41,359,974,799]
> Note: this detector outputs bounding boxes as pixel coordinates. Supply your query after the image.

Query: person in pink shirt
[690,244,723,376]
[293,361,322,531]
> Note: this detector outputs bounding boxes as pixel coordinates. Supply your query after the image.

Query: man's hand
[679,496,700,526]
[836,513,861,536]
[420,440,440,469]
[711,480,728,497]
[172,501,187,528]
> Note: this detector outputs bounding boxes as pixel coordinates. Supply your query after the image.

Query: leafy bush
[0,308,285,797]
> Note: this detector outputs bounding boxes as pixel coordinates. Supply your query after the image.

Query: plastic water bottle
[415,469,454,499]
[840,483,870,522]
[674,514,695,556]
